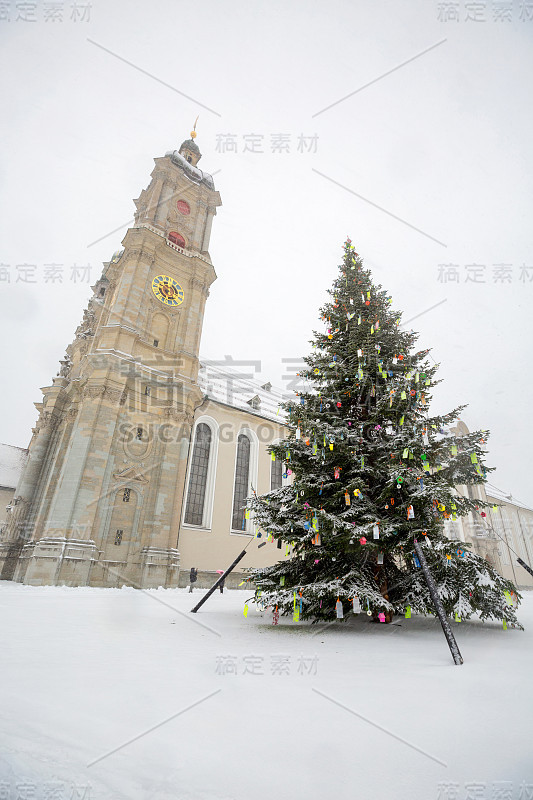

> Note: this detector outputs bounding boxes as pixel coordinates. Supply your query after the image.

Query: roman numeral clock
[151,274,185,307]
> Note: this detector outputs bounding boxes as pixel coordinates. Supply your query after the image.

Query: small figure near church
[219,578,225,594]
[189,567,198,592]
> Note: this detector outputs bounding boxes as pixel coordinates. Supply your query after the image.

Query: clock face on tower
[151,275,184,307]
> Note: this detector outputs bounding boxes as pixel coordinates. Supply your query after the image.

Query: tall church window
[152,313,169,350]
[232,434,251,531]
[184,423,212,526]
[270,455,283,491]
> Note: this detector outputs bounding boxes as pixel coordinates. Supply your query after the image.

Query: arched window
[232,433,251,531]
[184,423,212,526]
[152,313,169,350]
[270,455,283,491]
[168,231,186,247]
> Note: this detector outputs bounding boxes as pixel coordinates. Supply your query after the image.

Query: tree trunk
[372,564,393,623]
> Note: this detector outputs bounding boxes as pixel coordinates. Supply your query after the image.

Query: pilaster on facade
[139,546,180,589]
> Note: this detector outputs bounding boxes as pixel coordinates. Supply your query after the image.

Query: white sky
[0,0,532,504]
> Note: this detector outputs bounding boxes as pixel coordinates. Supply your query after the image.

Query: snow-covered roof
[198,363,289,423]
[485,484,533,513]
[165,150,215,190]
[0,443,27,490]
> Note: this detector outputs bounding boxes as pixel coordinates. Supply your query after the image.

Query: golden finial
[191,116,199,139]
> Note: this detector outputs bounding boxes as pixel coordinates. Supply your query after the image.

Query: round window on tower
[177,200,190,216]
[168,231,186,248]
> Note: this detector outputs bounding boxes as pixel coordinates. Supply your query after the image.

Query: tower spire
[178,120,202,166]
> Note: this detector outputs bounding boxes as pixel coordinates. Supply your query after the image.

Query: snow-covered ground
[1,581,532,800]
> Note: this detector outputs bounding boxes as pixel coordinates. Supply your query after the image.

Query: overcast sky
[0,0,531,505]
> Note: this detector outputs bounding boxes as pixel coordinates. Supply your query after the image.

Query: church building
[0,132,289,589]
[1,131,532,592]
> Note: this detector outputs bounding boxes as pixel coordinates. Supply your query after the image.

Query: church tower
[0,131,222,588]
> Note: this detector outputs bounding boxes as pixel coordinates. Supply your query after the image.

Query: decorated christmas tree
[246,240,522,629]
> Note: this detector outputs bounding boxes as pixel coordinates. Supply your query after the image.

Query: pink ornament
[314,559,319,564]
[378,612,386,623]
[359,537,367,545]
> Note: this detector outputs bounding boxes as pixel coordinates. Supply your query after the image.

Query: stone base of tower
[13,538,99,586]
[88,547,180,589]
[7,538,181,588]
[138,546,180,589]
[0,539,26,581]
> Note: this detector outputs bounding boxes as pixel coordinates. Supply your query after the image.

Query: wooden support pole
[414,539,464,666]
[190,549,248,613]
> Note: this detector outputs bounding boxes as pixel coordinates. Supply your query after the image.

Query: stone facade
[444,421,533,590]
[0,135,222,588]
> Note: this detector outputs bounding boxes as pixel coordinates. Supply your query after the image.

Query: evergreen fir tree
[246,239,522,629]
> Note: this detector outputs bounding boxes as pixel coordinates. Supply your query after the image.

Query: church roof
[0,443,27,490]
[180,138,201,156]
[198,363,288,422]
[165,150,215,190]
[485,484,533,513]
